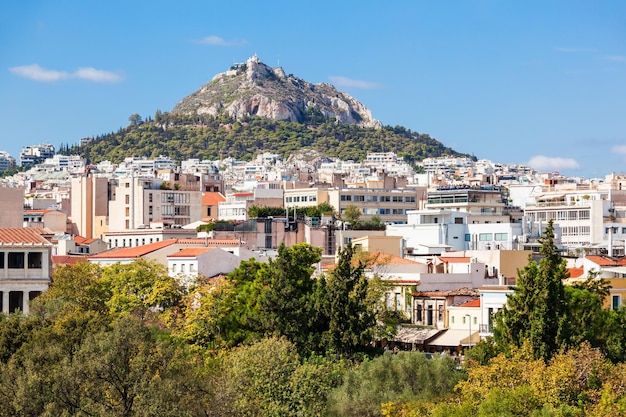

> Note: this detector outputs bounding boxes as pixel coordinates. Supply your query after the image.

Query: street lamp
[464,314,472,349]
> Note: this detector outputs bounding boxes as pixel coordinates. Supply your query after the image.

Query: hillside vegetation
[64,112,470,165]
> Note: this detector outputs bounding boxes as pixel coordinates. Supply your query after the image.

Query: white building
[0,228,52,314]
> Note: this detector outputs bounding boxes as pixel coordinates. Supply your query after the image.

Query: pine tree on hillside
[493,219,571,361]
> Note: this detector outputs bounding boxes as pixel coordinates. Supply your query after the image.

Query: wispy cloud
[604,55,626,62]
[527,155,580,171]
[328,75,381,89]
[193,35,246,46]
[612,145,626,158]
[9,64,123,83]
[554,47,596,53]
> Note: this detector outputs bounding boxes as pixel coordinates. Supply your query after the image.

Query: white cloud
[328,75,381,89]
[193,35,246,46]
[527,155,581,171]
[612,145,626,155]
[75,67,123,83]
[9,64,69,81]
[9,64,123,83]
[605,55,626,62]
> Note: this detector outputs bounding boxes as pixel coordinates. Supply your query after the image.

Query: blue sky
[1,0,625,179]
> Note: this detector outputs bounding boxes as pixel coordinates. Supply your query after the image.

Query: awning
[428,329,479,347]
[393,327,442,344]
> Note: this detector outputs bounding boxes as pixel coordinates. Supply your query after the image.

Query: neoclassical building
[0,228,52,314]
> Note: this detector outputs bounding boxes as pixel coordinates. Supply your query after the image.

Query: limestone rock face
[172,55,382,128]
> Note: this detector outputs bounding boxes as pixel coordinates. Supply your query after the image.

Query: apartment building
[108,176,202,231]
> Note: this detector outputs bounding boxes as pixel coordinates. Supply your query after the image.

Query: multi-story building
[19,144,55,167]
[0,186,24,228]
[284,186,424,224]
[70,174,111,239]
[0,151,16,171]
[108,176,202,231]
[386,185,524,254]
[0,228,52,314]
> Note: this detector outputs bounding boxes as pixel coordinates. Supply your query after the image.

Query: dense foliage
[1,235,625,416]
[63,113,470,164]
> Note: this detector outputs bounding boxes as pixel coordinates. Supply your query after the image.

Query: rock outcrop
[172,55,382,128]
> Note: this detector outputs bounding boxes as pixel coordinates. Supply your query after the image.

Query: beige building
[284,186,424,224]
[70,175,110,239]
[108,176,202,231]
[0,186,24,228]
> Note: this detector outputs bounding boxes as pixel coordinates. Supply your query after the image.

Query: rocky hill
[172,54,382,128]
[64,57,471,165]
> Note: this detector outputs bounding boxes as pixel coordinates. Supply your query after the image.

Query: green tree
[259,243,323,354]
[327,352,464,417]
[493,220,570,361]
[342,204,362,225]
[323,243,374,355]
[101,259,184,321]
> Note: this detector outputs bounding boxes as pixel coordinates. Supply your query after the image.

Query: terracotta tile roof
[167,247,216,258]
[0,227,52,245]
[366,252,421,266]
[456,298,481,308]
[24,209,54,214]
[202,192,226,206]
[568,266,585,278]
[585,255,617,266]
[438,256,472,263]
[52,255,88,266]
[89,239,177,259]
[74,235,98,245]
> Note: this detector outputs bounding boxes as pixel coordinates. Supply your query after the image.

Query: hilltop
[66,56,471,164]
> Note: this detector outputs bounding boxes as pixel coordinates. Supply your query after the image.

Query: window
[451,316,455,324]
[479,233,493,241]
[181,264,185,273]
[495,233,508,241]
[125,207,130,216]
[416,304,422,322]
[473,317,477,325]
[125,195,130,204]
[455,217,463,224]
[462,316,467,324]
[465,234,471,242]
[171,264,176,273]
[613,295,622,311]
[8,252,24,269]
[0,252,3,268]
[438,305,443,321]
[579,210,590,220]
[149,193,153,203]
[28,253,42,269]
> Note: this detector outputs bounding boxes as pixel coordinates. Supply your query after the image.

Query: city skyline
[1,0,625,179]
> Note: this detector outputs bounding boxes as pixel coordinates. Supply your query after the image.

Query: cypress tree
[494,219,570,361]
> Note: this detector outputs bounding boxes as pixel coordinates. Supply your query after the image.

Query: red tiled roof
[438,257,471,263]
[0,228,52,245]
[457,298,481,308]
[568,266,585,278]
[167,247,216,257]
[367,252,420,266]
[24,209,54,214]
[202,192,226,206]
[74,235,98,245]
[52,255,88,266]
[585,255,617,266]
[89,239,178,259]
